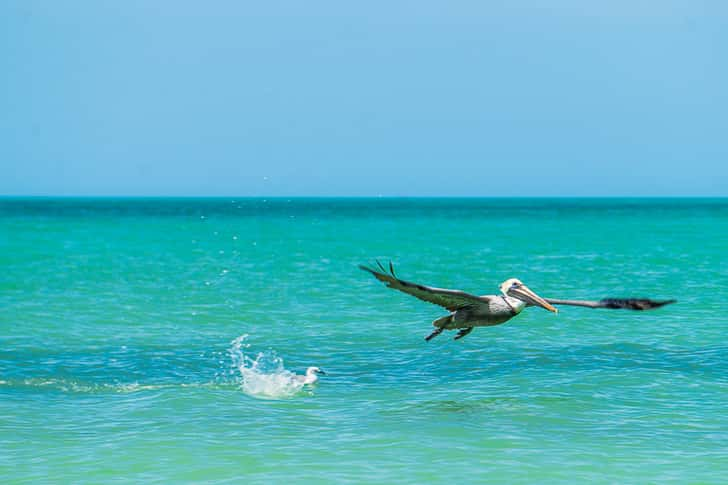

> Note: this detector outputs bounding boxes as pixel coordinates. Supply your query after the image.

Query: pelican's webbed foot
[454,327,473,340]
[425,327,445,341]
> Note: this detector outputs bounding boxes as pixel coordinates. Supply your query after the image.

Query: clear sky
[1,1,726,196]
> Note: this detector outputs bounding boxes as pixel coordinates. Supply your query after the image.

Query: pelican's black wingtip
[654,299,677,308]
[599,298,677,310]
[358,264,381,277]
[360,260,398,278]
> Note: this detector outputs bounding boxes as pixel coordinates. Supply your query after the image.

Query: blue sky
[2,1,726,196]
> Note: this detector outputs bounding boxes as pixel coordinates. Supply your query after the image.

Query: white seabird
[295,367,326,385]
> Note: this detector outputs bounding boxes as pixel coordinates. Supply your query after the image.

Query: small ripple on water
[0,378,235,394]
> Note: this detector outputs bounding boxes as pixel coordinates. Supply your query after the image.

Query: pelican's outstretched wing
[359,261,489,311]
[545,297,676,310]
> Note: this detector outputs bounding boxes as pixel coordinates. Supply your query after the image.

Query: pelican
[294,367,326,385]
[360,262,675,341]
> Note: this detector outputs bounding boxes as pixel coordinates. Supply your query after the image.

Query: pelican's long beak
[317,369,327,375]
[508,285,558,313]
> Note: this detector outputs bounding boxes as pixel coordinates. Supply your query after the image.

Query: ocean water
[1,197,727,483]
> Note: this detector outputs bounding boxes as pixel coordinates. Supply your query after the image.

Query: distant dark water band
[2,197,727,218]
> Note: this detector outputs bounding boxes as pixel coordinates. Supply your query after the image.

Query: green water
[1,198,727,483]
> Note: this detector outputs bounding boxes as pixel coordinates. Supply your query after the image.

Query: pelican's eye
[511,282,521,289]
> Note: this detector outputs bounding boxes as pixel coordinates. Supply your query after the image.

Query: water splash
[228,335,307,399]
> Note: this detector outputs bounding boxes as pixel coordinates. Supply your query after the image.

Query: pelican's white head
[499,278,558,313]
[500,278,523,296]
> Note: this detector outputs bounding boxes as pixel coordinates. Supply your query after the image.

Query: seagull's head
[306,366,326,376]
[500,278,558,313]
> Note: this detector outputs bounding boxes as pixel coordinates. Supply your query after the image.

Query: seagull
[294,367,326,385]
[360,261,675,341]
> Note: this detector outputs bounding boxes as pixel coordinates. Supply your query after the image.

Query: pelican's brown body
[434,296,527,330]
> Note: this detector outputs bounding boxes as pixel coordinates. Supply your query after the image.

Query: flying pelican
[294,367,326,385]
[360,262,675,341]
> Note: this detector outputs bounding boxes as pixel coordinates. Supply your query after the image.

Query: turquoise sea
[1,198,727,483]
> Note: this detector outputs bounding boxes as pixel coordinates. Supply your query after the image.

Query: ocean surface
[1,197,727,483]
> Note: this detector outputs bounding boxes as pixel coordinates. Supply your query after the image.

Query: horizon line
[1,194,727,199]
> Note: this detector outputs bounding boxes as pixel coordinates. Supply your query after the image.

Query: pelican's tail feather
[432,314,452,328]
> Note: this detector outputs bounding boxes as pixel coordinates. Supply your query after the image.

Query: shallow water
[1,198,727,482]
